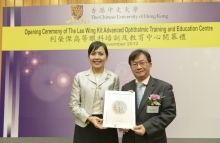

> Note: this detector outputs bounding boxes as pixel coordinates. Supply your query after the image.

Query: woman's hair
[88,41,108,57]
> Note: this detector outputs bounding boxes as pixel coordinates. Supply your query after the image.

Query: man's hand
[119,128,130,134]
[132,124,146,136]
[87,116,106,129]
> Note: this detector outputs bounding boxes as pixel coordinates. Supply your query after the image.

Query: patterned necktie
[136,82,143,108]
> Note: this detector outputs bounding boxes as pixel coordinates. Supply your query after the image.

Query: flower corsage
[148,93,165,106]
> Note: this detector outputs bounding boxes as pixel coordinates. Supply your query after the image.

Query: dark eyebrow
[91,51,105,53]
[133,60,145,63]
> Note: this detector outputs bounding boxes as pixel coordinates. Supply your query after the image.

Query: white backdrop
[145,48,220,138]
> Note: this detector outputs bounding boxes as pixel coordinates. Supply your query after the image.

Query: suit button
[99,87,102,90]
[101,97,103,100]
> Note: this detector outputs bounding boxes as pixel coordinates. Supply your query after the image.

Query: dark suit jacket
[121,76,176,143]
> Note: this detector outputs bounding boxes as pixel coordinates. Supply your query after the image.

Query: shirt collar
[135,75,150,85]
[89,67,106,75]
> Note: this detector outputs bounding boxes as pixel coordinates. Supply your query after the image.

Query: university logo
[71,5,83,20]
[66,5,88,24]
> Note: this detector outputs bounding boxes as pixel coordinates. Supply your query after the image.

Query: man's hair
[128,49,151,65]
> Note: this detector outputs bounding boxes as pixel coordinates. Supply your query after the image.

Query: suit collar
[98,68,112,86]
[130,80,137,92]
[131,75,155,93]
[86,68,112,85]
[136,76,155,116]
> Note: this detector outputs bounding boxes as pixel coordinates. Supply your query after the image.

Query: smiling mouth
[136,71,143,74]
[94,61,101,64]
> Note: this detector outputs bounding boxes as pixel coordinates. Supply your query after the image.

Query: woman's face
[89,46,108,70]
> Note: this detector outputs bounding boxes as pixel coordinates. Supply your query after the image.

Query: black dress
[73,114,119,143]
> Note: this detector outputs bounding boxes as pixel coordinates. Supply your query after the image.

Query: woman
[69,41,120,143]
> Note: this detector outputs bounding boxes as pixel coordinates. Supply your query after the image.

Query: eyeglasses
[131,61,148,68]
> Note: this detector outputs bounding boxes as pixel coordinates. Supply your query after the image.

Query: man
[120,49,176,143]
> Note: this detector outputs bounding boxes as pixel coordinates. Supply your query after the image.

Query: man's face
[130,53,152,82]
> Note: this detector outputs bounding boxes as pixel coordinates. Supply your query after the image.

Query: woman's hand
[87,116,106,129]
[128,90,134,93]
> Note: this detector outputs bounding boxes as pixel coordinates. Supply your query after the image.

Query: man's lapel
[129,80,137,114]
[137,76,155,116]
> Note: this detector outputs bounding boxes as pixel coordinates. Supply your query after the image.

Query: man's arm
[142,84,176,137]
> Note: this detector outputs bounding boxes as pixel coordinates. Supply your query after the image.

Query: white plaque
[103,90,136,129]
[147,106,159,113]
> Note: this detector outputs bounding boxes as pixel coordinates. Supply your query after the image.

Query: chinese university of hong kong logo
[112,100,127,114]
[66,5,88,23]
[72,5,83,19]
